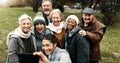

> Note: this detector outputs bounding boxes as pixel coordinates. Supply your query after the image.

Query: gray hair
[50,9,64,21]
[42,0,52,6]
[18,14,32,24]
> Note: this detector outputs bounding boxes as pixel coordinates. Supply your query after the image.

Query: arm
[7,38,19,63]
[86,27,106,43]
[79,26,106,43]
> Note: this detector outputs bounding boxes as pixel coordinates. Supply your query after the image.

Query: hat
[82,7,94,14]
[18,14,32,24]
[34,19,45,26]
[66,15,79,24]
[33,12,45,26]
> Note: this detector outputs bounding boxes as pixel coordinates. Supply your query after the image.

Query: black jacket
[62,26,89,63]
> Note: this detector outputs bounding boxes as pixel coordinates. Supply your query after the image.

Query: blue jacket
[48,47,71,63]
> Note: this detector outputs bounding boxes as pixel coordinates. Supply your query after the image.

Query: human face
[67,18,77,31]
[42,1,52,16]
[52,13,61,26]
[82,14,93,24]
[35,23,45,33]
[20,18,32,33]
[42,39,56,55]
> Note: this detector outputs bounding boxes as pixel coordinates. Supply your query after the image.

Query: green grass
[0,7,120,63]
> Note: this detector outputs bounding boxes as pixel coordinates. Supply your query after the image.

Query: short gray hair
[42,0,52,6]
[18,14,32,24]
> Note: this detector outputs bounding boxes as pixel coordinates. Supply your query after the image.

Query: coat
[48,47,71,63]
[79,18,106,61]
[6,32,36,63]
[62,26,89,63]
[32,27,52,51]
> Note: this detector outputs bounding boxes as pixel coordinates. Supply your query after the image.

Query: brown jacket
[79,17,106,61]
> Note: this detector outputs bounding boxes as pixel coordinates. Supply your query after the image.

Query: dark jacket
[79,18,106,61]
[42,12,50,25]
[62,26,89,63]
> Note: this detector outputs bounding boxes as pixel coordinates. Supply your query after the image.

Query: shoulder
[56,47,69,54]
[45,28,53,34]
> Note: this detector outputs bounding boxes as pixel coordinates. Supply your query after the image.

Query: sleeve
[6,37,19,63]
[76,34,89,63]
[86,26,106,43]
[50,51,71,63]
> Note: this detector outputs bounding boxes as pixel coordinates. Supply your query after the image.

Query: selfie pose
[33,34,71,63]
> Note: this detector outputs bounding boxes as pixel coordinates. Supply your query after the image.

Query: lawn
[0,7,120,63]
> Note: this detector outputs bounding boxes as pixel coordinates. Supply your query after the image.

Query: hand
[79,30,87,36]
[33,51,50,63]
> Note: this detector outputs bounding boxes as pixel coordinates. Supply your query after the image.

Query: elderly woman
[6,14,36,63]
[47,9,66,48]
[62,15,89,63]
[33,34,71,63]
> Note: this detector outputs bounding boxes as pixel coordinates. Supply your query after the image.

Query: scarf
[47,21,65,33]
[6,27,31,45]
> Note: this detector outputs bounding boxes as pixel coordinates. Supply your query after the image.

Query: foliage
[100,0,120,26]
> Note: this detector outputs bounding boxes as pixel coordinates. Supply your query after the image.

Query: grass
[0,7,120,63]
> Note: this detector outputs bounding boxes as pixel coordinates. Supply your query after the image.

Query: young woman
[33,34,71,63]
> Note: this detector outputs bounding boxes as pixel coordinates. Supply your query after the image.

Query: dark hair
[43,34,58,44]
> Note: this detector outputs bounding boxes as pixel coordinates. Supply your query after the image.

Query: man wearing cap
[79,7,106,63]
[33,12,52,51]
[6,14,36,63]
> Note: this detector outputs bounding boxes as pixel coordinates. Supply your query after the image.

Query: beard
[44,11,50,15]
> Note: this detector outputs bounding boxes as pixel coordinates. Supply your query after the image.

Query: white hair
[18,14,32,24]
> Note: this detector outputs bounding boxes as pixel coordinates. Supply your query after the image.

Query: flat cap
[82,7,94,14]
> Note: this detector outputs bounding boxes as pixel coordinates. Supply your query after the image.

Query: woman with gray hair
[47,9,66,48]
[6,14,36,63]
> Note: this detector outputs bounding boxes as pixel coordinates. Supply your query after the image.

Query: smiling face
[52,12,61,26]
[20,18,32,33]
[82,14,93,24]
[42,39,56,55]
[35,23,45,33]
[67,18,77,31]
[42,1,52,16]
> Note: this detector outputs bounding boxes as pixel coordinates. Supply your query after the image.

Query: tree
[100,0,120,25]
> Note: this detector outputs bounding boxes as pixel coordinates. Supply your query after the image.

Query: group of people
[6,0,106,63]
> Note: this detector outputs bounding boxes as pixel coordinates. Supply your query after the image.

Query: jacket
[48,47,71,63]
[79,17,106,61]
[32,27,52,51]
[6,32,36,63]
[62,26,89,63]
